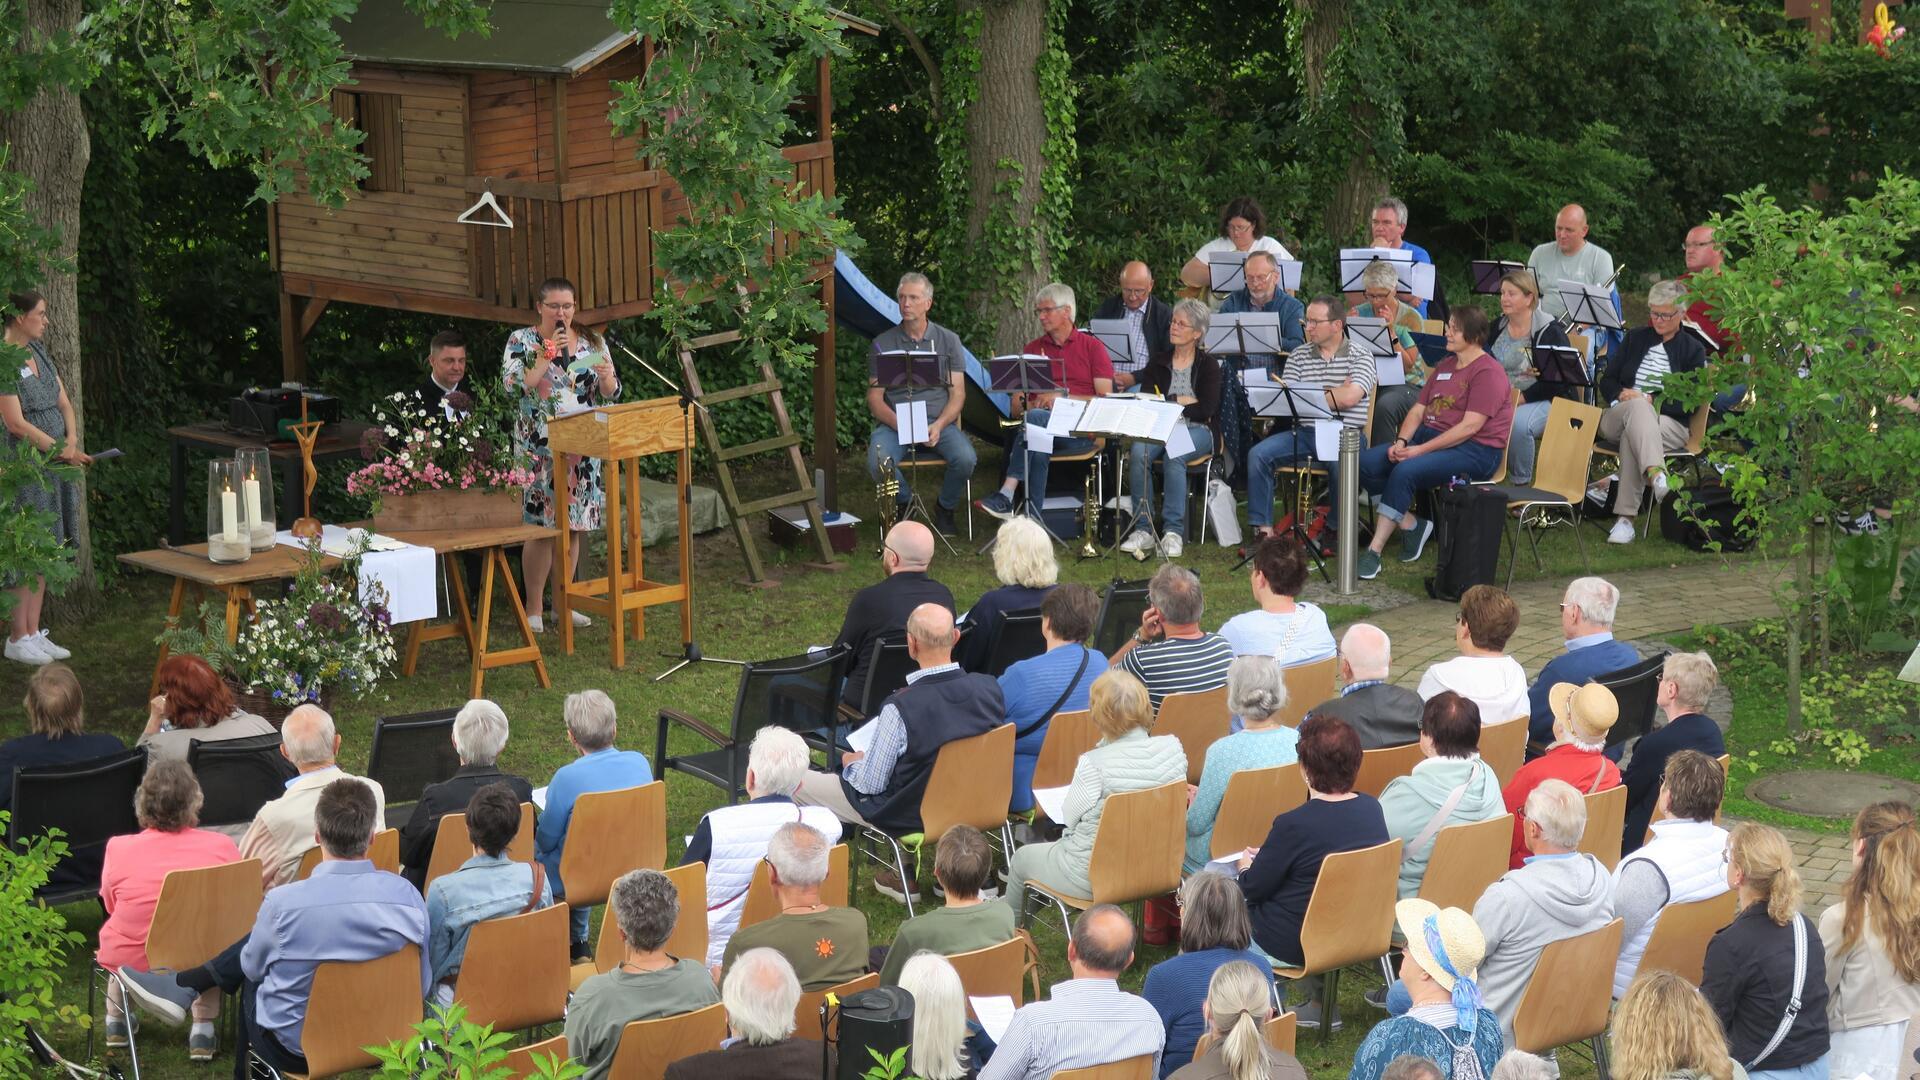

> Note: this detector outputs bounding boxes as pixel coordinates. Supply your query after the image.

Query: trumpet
[875,454,900,552]
[1079,469,1100,558]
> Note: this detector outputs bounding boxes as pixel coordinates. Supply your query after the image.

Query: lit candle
[221,484,239,542]
[243,476,262,529]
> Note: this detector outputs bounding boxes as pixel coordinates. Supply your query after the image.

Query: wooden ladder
[678,331,840,582]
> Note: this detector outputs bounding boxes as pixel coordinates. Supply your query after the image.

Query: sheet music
[1314,421,1341,462]
[1556,280,1624,330]
[1249,382,1337,422]
[1075,397,1185,442]
[1375,356,1405,387]
[1276,259,1304,293]
[1208,251,1248,293]
[1204,852,1247,880]
[874,349,942,388]
[1338,246,1414,292]
[1408,263,1437,302]
[1044,397,1088,436]
[1025,423,1055,454]
[1032,785,1069,823]
[846,718,881,755]
[897,400,930,445]
[1166,423,1197,459]
[970,996,1017,1045]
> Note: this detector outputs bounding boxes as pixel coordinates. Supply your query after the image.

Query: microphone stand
[607,333,744,683]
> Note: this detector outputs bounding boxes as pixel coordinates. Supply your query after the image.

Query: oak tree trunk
[960,0,1051,356]
[1293,0,1382,247]
[2,0,93,593]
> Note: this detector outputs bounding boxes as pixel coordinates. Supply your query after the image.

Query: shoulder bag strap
[522,860,547,914]
[1745,913,1808,1070]
[1588,761,1607,794]
[1404,766,1478,865]
[1017,647,1091,740]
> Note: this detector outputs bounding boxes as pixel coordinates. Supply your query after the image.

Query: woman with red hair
[136,654,274,761]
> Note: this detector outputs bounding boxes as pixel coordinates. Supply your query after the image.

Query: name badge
[1434,371,1453,381]
[19,366,31,379]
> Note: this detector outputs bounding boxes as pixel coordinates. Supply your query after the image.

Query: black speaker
[832,986,914,1080]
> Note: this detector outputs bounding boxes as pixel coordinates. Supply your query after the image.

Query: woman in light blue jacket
[1185,656,1299,873]
[1378,691,1507,897]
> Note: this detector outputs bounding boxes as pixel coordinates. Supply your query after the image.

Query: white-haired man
[681,727,844,967]
[666,948,824,1080]
[719,823,868,991]
[1309,623,1424,748]
[1596,280,1711,545]
[1525,576,1638,752]
[976,282,1114,520]
[239,704,386,890]
[533,689,654,959]
[867,272,975,535]
[400,699,535,887]
[1362,196,1434,316]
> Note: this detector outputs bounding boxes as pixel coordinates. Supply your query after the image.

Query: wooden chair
[1416,814,1514,911]
[740,843,850,929]
[794,972,880,1042]
[1635,890,1737,986]
[1021,781,1186,933]
[295,828,399,881]
[420,802,536,892]
[1270,839,1403,1044]
[1352,741,1426,798]
[1202,1012,1298,1058]
[1030,708,1097,792]
[1512,918,1624,1071]
[250,945,424,1078]
[1209,763,1308,859]
[1152,687,1230,785]
[605,1001,729,1080]
[855,724,1016,916]
[1495,397,1602,586]
[454,902,570,1031]
[574,861,710,992]
[558,781,668,908]
[502,1034,570,1079]
[1053,1055,1156,1080]
[1480,719,1528,787]
[946,935,1037,1016]
[1465,388,1525,488]
[1577,785,1629,870]
[1278,657,1338,727]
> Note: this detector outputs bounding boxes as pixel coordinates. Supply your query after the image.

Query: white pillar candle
[221,485,239,542]
[243,477,262,527]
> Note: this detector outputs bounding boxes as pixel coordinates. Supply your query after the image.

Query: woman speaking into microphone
[503,277,621,633]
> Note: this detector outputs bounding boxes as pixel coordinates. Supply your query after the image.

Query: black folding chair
[1598,652,1668,751]
[974,608,1047,677]
[8,746,148,906]
[188,732,294,829]
[366,708,461,828]
[1091,578,1153,656]
[838,634,917,723]
[657,647,852,804]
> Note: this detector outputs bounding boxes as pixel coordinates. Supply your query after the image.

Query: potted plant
[348,384,535,533]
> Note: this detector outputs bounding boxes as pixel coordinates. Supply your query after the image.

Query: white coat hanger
[457,178,513,228]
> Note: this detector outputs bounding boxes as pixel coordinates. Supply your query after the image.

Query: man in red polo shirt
[1680,225,1727,351]
[976,282,1115,520]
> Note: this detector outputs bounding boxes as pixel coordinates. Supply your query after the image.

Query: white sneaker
[1160,532,1185,558]
[5,634,51,665]
[570,609,591,628]
[1651,472,1671,504]
[1608,518,1638,545]
[526,614,546,634]
[1119,530,1155,558]
[34,630,70,660]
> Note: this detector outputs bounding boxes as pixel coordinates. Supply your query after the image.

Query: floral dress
[502,326,617,531]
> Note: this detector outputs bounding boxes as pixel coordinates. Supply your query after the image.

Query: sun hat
[1395,899,1485,992]
[1548,681,1619,741]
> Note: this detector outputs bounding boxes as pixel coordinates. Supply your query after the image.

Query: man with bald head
[1091,261,1172,388]
[1681,224,1728,351]
[1528,203,1617,321]
[1307,623,1425,748]
[797,603,1002,900]
[980,904,1164,1079]
[239,704,387,889]
[829,520,955,707]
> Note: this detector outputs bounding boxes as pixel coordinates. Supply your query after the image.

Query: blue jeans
[1357,426,1502,524]
[868,422,977,510]
[1009,408,1096,506]
[1506,400,1553,485]
[1749,1055,1829,1080]
[1127,426,1213,537]
[1246,427,1341,529]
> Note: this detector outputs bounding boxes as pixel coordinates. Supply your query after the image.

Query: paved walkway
[1779,826,1853,913]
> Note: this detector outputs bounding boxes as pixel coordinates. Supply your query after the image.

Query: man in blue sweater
[1526,577,1638,752]
[1620,652,1726,854]
[534,689,654,958]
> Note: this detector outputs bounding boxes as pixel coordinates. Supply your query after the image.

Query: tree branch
[869,0,942,122]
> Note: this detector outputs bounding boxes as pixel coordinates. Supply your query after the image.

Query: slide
[833,251,1012,436]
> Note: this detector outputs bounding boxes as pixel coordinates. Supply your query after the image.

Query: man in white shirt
[238,705,386,890]
[1528,204,1616,321]
[979,905,1164,1080]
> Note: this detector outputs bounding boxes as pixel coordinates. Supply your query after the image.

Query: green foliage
[1694,620,1920,770]
[369,1002,586,1078]
[0,443,83,619]
[1408,123,1656,257]
[1823,518,1920,655]
[1770,46,1920,209]
[860,1045,914,1080]
[0,814,90,1078]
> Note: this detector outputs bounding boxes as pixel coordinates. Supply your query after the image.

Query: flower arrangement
[346,385,535,501]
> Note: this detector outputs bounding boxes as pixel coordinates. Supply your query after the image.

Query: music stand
[1338,247,1414,292]
[875,349,957,555]
[1557,282,1624,331]
[1239,379,1340,581]
[1409,332,1450,369]
[1208,251,1248,293]
[1088,318,1140,375]
[983,354,1070,552]
[1471,259,1527,295]
[1346,317,1393,357]
[1530,344,1588,390]
[1205,313,1283,357]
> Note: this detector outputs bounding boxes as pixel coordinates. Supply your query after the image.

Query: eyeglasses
[540,301,577,312]
[1303,317,1337,326]
[1246,272,1278,286]
[1649,308,1682,321]
[1034,304,1059,316]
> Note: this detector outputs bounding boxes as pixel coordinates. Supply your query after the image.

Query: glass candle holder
[207,460,252,564]
[235,446,276,551]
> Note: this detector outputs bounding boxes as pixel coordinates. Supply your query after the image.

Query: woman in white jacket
[1819,801,1920,1080]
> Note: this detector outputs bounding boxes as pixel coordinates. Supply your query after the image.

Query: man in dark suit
[832,521,955,707]
[416,329,473,415]
[1307,623,1423,748]
[665,948,831,1080]
[398,700,535,887]
[1620,651,1726,855]
[1090,260,1172,389]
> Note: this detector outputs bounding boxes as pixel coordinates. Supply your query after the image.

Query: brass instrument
[875,454,900,552]
[1079,469,1100,558]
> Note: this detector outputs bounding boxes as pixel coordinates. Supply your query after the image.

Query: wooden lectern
[547,397,693,669]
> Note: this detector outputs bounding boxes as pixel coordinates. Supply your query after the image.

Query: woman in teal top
[1184,655,1300,872]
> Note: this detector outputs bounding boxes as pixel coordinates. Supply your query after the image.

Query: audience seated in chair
[136,654,274,762]
[897,952,987,1080]
[1524,577,1639,753]
[958,516,1058,671]
[1169,959,1307,1080]
[238,704,385,891]
[1613,750,1730,997]
[1419,586,1529,734]
[1350,900,1503,1080]
[999,583,1106,815]
[1504,683,1620,869]
[151,778,426,1080]
[1609,971,1743,1080]
[1108,564,1235,714]
[1818,801,1920,1080]
[1244,297,1376,553]
[533,689,653,957]
[1238,713,1388,1031]
[1143,871,1277,1076]
[975,281,1116,521]
[1379,693,1505,898]
[98,759,242,1061]
[831,520,957,707]
[1005,670,1186,917]
[0,662,124,814]
[1596,280,1710,547]
[1218,536,1335,669]
[877,825,1016,986]
[1310,624,1424,749]
[401,699,535,888]
[865,271,976,538]
[720,822,868,991]
[980,904,1165,1080]
[565,867,720,1080]
[1185,656,1300,874]
[1620,653,1725,856]
[424,783,552,1001]
[665,948,828,1080]
[1490,269,1581,488]
[681,725,843,968]
[1701,823,1831,1080]
[794,603,1003,902]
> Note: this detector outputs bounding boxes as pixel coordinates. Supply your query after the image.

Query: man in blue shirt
[1526,577,1638,751]
[1620,652,1726,854]
[534,689,654,955]
[1218,251,1306,370]
[143,779,428,1080]
[1365,197,1433,317]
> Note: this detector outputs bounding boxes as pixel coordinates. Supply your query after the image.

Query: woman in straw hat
[1499,681,1622,868]
[1351,900,1504,1080]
